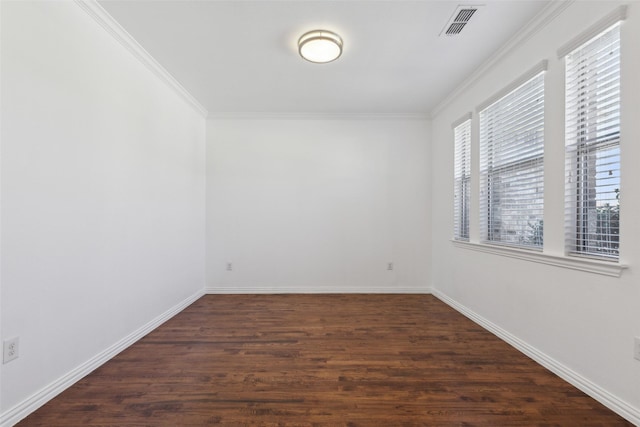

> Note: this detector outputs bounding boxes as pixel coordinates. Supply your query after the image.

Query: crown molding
[207,112,430,121]
[74,0,208,118]
[430,0,574,119]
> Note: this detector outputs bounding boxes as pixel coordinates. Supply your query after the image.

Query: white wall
[430,1,640,421]
[206,117,430,293]
[0,0,206,419]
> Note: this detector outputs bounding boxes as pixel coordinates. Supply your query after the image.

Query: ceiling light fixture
[298,30,343,64]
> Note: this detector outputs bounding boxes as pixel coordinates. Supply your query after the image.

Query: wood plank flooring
[19,294,632,426]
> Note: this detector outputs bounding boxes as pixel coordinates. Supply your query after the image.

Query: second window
[479,71,545,249]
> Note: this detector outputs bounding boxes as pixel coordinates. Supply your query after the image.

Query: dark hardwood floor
[19,294,632,426]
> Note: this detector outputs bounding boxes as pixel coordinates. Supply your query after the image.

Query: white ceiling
[98,0,551,116]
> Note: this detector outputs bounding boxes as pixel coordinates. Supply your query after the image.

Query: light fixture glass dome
[298,30,343,63]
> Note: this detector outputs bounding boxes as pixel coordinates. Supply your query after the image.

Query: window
[479,69,545,249]
[564,23,621,260]
[453,116,471,240]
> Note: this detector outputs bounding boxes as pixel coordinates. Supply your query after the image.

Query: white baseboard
[205,284,433,294]
[431,288,640,426]
[0,290,205,427]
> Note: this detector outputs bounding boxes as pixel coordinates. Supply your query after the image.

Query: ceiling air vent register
[441,5,482,36]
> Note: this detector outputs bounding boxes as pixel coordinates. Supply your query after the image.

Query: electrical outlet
[634,337,640,361]
[3,337,19,364]
[387,262,394,271]
[226,262,233,271]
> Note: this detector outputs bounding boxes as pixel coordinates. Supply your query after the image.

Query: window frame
[563,21,622,261]
[477,63,547,250]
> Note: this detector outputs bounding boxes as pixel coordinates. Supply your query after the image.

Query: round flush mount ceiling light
[298,30,343,63]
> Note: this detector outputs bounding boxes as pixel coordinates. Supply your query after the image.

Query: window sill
[451,240,627,277]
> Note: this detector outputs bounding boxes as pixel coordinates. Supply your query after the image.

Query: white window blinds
[453,118,471,240]
[564,23,621,260]
[479,72,545,249]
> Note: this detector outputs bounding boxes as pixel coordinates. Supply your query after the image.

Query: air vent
[440,5,482,36]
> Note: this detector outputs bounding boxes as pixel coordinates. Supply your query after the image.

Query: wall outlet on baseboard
[387,262,394,271]
[226,262,233,271]
[3,337,19,364]
[634,337,640,361]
